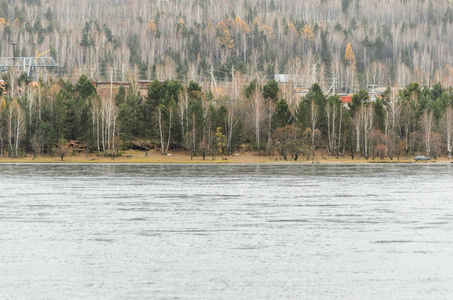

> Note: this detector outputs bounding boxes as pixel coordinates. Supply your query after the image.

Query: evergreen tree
[262,80,279,102]
[373,98,387,132]
[76,74,96,100]
[320,31,331,70]
[271,99,292,130]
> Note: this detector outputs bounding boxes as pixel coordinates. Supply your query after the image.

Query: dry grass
[0,150,451,164]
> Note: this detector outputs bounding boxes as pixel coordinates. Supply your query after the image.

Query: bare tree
[444,106,453,159]
[30,134,41,159]
[326,97,340,156]
[421,109,434,156]
[352,109,362,158]
[157,104,173,155]
[157,105,165,154]
[249,85,265,152]
[178,90,189,149]
[337,102,343,156]
[8,100,25,158]
[58,139,67,161]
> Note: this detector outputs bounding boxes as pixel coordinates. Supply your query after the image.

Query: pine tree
[271,99,292,130]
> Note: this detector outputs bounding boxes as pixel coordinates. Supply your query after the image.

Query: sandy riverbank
[0,150,451,164]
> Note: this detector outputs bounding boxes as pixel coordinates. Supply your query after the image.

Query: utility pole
[11,43,17,57]
[11,42,17,67]
[110,68,113,102]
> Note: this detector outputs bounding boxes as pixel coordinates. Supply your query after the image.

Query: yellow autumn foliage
[288,23,299,36]
[234,16,242,27]
[0,97,6,111]
[147,20,157,32]
[239,21,250,34]
[217,21,228,32]
[253,17,260,27]
[233,17,250,34]
[220,29,235,49]
[302,25,314,38]
[345,43,356,68]
[262,24,276,41]
[177,19,186,33]
[225,18,234,28]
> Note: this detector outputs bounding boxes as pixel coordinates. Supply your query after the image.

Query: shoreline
[0,150,451,164]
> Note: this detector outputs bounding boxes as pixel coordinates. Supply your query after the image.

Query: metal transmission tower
[0,56,59,80]
[368,84,378,101]
[326,77,338,95]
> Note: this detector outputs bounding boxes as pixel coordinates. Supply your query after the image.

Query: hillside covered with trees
[2,0,453,90]
[2,0,453,161]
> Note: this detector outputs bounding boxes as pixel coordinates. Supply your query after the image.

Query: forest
[2,0,453,160]
[1,72,453,161]
[2,0,453,90]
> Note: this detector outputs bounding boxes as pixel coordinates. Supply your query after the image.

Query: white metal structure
[0,57,58,79]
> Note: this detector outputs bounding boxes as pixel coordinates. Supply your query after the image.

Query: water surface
[1,164,452,299]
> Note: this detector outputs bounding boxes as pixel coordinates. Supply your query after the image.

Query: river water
[0,163,452,299]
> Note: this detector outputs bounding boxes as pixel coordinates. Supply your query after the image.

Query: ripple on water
[0,163,452,299]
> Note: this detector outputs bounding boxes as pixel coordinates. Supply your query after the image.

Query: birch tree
[0,97,5,156]
[249,84,265,152]
[421,109,434,156]
[352,109,362,158]
[444,105,453,159]
[8,99,25,157]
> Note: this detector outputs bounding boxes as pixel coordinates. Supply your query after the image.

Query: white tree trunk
[446,106,453,159]
[337,104,343,155]
[165,106,172,155]
[158,107,165,155]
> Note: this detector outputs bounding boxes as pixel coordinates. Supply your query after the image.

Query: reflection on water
[1,164,452,299]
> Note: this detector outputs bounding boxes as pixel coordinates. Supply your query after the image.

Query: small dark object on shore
[414,155,431,161]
